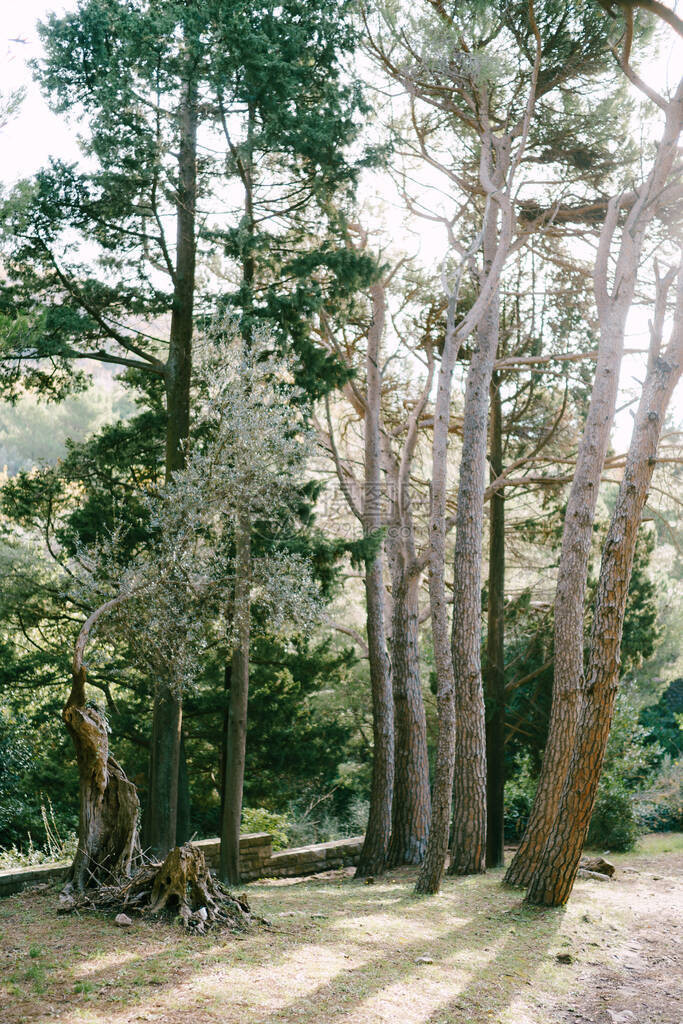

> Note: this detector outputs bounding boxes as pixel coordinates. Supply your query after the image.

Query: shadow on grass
[249,871,564,1024]
[0,867,565,1024]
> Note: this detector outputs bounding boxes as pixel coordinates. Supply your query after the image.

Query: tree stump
[580,855,615,877]
[60,844,254,934]
[149,844,248,931]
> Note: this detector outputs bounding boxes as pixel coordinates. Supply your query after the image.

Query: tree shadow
[1,868,566,1024]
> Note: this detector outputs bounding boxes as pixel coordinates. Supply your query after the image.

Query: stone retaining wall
[0,860,69,899]
[194,833,364,881]
[0,833,364,897]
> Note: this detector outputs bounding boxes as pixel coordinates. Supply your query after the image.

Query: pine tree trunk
[219,111,256,886]
[504,320,627,886]
[415,296,458,895]
[147,73,197,859]
[386,569,431,866]
[416,131,515,892]
[356,283,394,879]
[176,730,191,845]
[527,280,682,906]
[485,375,505,869]
[220,507,251,885]
[357,554,395,877]
[219,660,231,826]
[505,81,682,887]
[503,340,627,887]
[449,253,500,876]
[146,687,182,858]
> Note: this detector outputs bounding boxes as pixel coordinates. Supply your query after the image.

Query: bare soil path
[0,833,680,1024]
[552,837,681,1024]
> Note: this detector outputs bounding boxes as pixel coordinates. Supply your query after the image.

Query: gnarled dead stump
[63,600,142,893]
[149,844,251,931]
[60,844,254,933]
[62,604,255,935]
[63,692,140,893]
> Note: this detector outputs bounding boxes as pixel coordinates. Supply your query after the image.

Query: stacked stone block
[0,833,366,896]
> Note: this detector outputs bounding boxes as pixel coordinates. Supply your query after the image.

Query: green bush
[284,792,368,848]
[0,800,76,869]
[504,753,538,841]
[0,708,33,847]
[0,702,78,852]
[240,807,290,851]
[633,756,683,833]
[587,781,641,851]
[639,679,683,762]
[586,689,665,851]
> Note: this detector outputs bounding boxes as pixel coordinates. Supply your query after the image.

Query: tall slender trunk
[147,73,197,859]
[505,80,683,887]
[503,327,626,887]
[485,375,505,868]
[416,128,516,892]
[176,731,191,845]
[415,298,458,895]
[527,271,682,906]
[219,660,232,826]
[449,216,501,876]
[220,117,255,885]
[356,283,394,879]
[220,507,251,885]
[386,567,431,866]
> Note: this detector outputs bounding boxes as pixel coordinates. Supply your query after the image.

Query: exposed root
[60,844,257,934]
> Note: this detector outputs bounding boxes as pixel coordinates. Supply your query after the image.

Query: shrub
[283,791,368,847]
[240,807,289,851]
[0,800,76,869]
[0,708,33,847]
[504,753,538,841]
[586,689,666,851]
[638,679,683,762]
[633,756,683,833]
[346,795,369,835]
[587,781,641,851]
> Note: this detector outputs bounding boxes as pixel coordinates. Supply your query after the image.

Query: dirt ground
[553,837,682,1024]
[0,833,680,1024]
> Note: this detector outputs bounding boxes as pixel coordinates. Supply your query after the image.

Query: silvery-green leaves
[74,315,322,693]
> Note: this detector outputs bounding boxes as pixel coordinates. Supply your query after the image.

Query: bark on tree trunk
[356,282,394,879]
[505,79,683,888]
[386,568,431,866]
[485,375,505,869]
[64,693,140,892]
[219,109,256,886]
[449,220,502,876]
[357,552,395,877]
[147,72,198,859]
[502,330,627,887]
[415,299,458,895]
[219,660,232,826]
[146,687,182,859]
[176,730,191,846]
[416,126,516,892]
[526,270,682,906]
[220,507,251,886]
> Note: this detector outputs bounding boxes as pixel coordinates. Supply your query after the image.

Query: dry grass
[1,833,680,1024]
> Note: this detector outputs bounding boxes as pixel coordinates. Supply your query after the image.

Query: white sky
[2,2,80,181]
[1,1,682,449]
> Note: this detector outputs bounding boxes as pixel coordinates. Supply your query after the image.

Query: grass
[0,833,679,1024]
[584,829,683,859]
